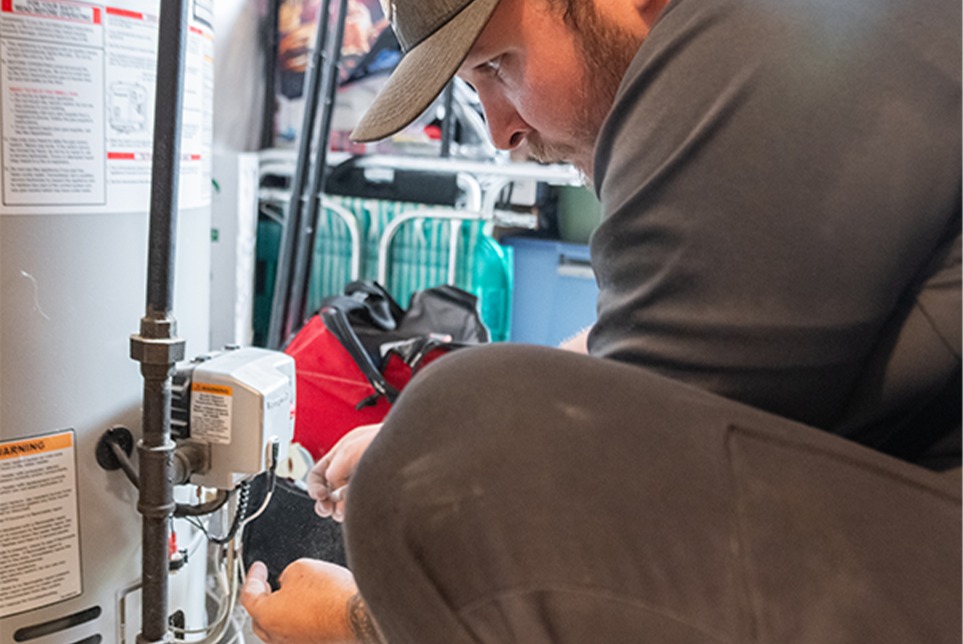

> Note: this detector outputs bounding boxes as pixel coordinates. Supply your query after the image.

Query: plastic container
[458,228,513,342]
[556,185,602,244]
[503,237,598,346]
[253,217,282,346]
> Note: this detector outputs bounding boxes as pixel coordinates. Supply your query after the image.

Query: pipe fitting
[130,334,186,365]
[172,441,209,485]
[136,442,176,518]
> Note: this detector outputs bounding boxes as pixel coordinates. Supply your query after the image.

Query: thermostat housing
[172,347,296,489]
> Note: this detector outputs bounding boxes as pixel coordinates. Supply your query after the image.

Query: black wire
[174,489,231,517]
[184,515,213,541]
[208,481,251,545]
[179,444,281,545]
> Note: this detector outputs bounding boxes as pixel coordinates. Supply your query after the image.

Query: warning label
[0,430,82,618]
[190,382,233,444]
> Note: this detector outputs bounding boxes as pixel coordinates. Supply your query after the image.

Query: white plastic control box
[183,347,296,489]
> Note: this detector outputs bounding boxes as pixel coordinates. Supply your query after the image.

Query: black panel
[13,606,101,642]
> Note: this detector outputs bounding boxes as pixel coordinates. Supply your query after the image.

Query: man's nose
[480,94,531,150]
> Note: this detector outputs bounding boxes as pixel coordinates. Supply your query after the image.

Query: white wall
[213,0,267,152]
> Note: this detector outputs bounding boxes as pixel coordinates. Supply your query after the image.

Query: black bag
[241,474,346,589]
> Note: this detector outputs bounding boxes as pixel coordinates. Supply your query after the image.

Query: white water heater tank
[0,0,215,642]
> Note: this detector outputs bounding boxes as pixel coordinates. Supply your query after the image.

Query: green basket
[253,197,513,344]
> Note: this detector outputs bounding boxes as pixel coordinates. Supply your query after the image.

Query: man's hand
[240,559,358,644]
[307,423,382,522]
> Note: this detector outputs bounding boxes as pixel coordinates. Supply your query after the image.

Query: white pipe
[377,208,483,287]
[320,199,362,280]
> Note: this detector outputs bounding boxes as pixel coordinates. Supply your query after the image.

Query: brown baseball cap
[350,0,501,142]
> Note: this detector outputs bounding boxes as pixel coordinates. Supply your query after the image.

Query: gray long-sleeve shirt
[589,0,961,467]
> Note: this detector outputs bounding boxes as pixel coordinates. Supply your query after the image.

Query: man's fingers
[249,621,272,644]
[307,476,331,503]
[240,561,271,614]
[324,450,353,491]
[328,485,348,503]
[315,498,334,518]
[332,497,347,523]
[307,455,333,500]
[244,560,270,591]
[315,452,332,478]
[308,449,348,502]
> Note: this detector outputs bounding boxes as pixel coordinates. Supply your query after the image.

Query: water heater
[0,0,215,641]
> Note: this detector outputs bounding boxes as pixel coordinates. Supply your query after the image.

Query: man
[242,0,961,641]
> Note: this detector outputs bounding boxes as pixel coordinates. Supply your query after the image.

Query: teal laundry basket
[254,197,514,344]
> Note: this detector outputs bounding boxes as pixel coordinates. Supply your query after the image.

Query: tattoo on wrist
[348,593,384,643]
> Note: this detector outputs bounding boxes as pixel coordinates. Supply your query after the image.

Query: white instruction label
[0,0,213,215]
[0,430,82,618]
[190,382,233,444]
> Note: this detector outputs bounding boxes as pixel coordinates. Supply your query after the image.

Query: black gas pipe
[129,0,190,641]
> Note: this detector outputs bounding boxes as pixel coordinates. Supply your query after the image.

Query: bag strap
[320,305,401,407]
[314,281,404,331]
[385,335,467,370]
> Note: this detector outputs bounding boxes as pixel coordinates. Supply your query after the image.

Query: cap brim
[350,0,500,143]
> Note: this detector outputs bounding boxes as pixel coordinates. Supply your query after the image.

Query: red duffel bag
[285,281,490,460]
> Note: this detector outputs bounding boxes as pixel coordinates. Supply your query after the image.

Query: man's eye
[483,56,503,79]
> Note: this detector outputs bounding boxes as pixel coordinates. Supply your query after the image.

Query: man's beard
[527,6,641,179]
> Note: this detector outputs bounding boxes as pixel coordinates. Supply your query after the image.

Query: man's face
[457,0,642,178]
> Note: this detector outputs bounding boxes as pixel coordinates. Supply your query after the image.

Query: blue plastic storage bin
[503,237,598,346]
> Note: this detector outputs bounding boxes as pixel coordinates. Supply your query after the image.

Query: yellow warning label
[192,382,233,396]
[191,384,234,445]
[0,433,73,460]
[0,429,81,618]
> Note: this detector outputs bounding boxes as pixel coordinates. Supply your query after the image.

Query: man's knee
[395,343,552,425]
[343,345,563,555]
